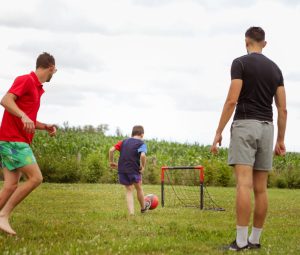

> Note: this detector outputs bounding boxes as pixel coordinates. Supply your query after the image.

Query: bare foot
[0,216,16,235]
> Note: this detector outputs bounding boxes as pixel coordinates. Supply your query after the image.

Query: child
[109,125,149,215]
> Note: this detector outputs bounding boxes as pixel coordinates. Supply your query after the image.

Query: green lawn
[0,183,299,254]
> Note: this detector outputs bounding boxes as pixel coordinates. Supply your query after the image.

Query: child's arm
[139,152,146,173]
[109,141,122,169]
[109,146,118,169]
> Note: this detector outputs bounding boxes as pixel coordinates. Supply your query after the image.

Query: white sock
[236,225,248,248]
[249,227,262,244]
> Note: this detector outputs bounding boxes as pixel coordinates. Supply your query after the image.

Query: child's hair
[131,125,144,137]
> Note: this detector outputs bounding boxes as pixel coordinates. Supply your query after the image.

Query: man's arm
[1,93,35,133]
[36,121,57,136]
[36,121,47,130]
[140,152,146,173]
[1,93,24,117]
[211,79,243,154]
[274,86,287,156]
[109,146,117,168]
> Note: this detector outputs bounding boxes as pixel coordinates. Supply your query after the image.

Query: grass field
[0,183,299,255]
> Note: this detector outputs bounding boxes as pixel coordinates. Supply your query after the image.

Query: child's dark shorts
[118,173,142,185]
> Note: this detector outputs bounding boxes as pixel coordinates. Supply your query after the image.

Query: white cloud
[0,0,299,152]
[8,40,103,71]
[133,0,257,9]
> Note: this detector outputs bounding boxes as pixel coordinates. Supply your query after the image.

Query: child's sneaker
[141,201,151,213]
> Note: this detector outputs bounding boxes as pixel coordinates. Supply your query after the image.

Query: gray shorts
[228,119,274,171]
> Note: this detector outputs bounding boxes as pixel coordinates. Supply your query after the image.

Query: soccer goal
[161,166,224,211]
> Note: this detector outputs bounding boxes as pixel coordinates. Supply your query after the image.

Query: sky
[0,0,299,151]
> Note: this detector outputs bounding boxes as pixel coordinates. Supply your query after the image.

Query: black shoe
[248,240,261,249]
[141,201,151,213]
[228,240,248,251]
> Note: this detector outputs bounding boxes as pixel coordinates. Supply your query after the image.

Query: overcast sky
[0,0,299,152]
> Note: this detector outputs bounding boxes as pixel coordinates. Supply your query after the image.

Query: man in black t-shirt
[211,27,287,251]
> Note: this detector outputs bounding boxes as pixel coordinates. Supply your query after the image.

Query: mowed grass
[0,183,299,255]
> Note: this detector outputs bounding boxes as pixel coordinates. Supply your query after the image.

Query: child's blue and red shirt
[114,138,147,174]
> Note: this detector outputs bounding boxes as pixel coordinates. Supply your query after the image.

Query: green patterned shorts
[0,141,37,171]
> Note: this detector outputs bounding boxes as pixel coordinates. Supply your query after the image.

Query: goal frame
[161,165,205,209]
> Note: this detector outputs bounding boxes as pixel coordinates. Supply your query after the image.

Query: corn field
[26,126,300,188]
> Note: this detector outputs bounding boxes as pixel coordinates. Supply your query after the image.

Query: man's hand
[21,114,35,134]
[274,141,286,156]
[110,162,117,169]
[274,86,287,157]
[211,132,222,154]
[45,124,57,137]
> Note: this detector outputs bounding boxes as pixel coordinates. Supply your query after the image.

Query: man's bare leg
[0,168,22,210]
[0,163,43,235]
[234,164,253,247]
[252,170,268,227]
[249,170,269,245]
[235,164,253,225]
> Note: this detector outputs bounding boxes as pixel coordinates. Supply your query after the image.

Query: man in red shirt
[0,52,57,235]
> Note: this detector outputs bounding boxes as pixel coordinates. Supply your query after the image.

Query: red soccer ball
[144,194,159,210]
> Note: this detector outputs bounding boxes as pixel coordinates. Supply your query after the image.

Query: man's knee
[20,164,43,186]
[253,171,268,195]
[253,185,267,195]
[237,180,253,190]
[29,174,43,186]
[235,165,253,190]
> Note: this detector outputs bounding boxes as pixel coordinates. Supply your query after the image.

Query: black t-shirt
[231,53,284,121]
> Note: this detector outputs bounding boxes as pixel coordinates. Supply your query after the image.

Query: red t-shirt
[0,72,44,144]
